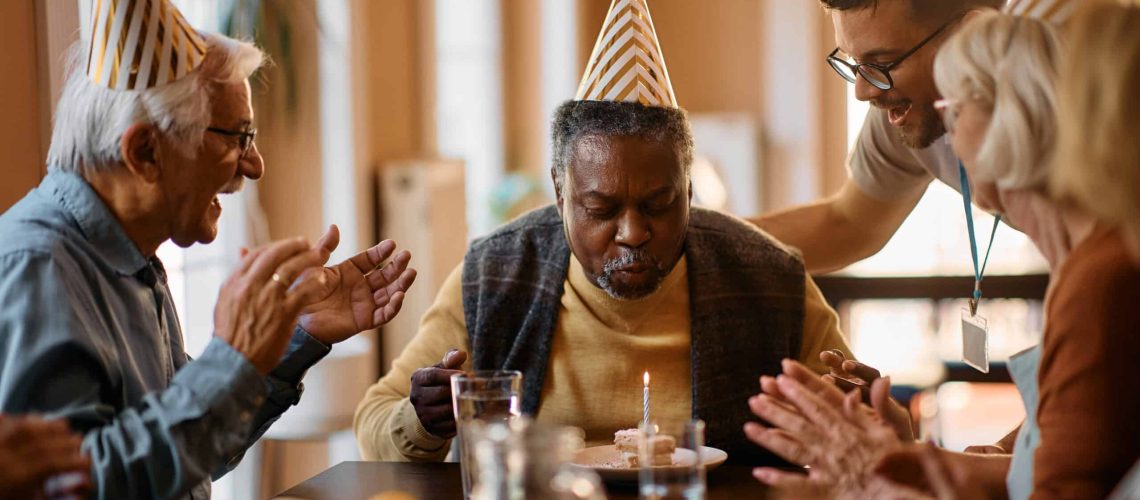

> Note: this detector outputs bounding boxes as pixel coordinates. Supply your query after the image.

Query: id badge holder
[961,307,990,373]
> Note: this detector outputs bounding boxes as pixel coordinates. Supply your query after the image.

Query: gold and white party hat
[1003,0,1080,25]
[575,0,678,108]
[84,0,207,91]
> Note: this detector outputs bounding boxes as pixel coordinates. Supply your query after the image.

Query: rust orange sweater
[1033,226,1140,498]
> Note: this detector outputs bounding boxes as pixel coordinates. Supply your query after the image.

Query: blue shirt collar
[41,170,150,276]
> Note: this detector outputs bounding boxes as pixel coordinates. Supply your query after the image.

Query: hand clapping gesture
[214,225,417,374]
[0,414,90,500]
[819,350,914,441]
[298,225,418,345]
[744,359,903,498]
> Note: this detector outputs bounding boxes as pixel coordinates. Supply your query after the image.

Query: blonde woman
[1045,3,1140,494]
[744,9,1140,499]
[884,7,1140,496]
[1050,2,1140,264]
[929,7,1140,497]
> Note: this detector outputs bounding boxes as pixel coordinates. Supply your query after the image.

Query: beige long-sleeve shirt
[353,256,851,461]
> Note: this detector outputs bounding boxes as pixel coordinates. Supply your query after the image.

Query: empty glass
[451,370,523,499]
[638,419,706,500]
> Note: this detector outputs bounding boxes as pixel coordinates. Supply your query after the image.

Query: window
[155,194,256,358]
[435,0,506,237]
[838,85,1047,385]
[843,86,1047,277]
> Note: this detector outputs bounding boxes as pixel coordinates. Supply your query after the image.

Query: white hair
[47,32,265,173]
[933,11,1062,191]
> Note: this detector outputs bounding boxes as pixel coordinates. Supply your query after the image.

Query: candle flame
[643,371,649,385]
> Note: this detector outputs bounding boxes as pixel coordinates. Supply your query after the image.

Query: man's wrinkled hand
[409,349,467,439]
[0,415,91,500]
[216,238,328,374]
[819,350,915,441]
[297,225,418,345]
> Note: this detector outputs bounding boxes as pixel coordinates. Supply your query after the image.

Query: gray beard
[595,249,665,300]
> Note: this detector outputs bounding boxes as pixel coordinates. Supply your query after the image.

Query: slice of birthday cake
[614,428,675,467]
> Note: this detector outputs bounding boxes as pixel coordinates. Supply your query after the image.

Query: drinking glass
[466,418,604,500]
[638,419,706,500]
[451,370,523,499]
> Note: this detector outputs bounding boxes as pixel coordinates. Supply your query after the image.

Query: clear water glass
[638,419,706,500]
[466,418,605,500]
[451,370,523,499]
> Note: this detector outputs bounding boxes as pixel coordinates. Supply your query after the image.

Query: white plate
[569,445,728,482]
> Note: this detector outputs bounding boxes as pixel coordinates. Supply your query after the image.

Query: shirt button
[254,395,265,405]
[240,411,252,423]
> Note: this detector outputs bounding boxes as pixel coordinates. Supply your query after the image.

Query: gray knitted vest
[461,205,805,464]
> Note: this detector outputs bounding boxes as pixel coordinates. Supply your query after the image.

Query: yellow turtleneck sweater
[354,256,851,461]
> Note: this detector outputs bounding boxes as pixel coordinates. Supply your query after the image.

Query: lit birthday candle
[643,371,650,427]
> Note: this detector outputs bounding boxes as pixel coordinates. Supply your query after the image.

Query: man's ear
[551,167,564,217]
[120,124,162,183]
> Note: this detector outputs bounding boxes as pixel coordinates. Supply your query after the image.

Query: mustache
[601,249,662,274]
[219,178,244,195]
[870,97,909,110]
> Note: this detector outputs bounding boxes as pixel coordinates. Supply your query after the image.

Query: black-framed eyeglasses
[206,126,257,161]
[827,16,960,91]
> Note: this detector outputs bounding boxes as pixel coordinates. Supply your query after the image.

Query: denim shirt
[1007,344,1043,500]
[1111,460,1140,499]
[0,171,331,499]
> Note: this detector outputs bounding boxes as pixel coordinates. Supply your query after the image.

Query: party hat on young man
[574,0,678,108]
[84,0,207,91]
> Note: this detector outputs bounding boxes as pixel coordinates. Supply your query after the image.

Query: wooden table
[276,462,772,499]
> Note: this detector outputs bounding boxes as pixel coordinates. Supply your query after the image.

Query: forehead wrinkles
[566,135,610,188]
[210,80,252,124]
[569,134,682,189]
[571,132,672,165]
[571,134,611,164]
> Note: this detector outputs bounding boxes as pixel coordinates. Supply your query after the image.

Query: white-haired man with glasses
[0,2,416,498]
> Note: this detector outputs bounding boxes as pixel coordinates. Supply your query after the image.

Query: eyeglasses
[827,16,960,91]
[206,126,257,161]
[932,98,960,133]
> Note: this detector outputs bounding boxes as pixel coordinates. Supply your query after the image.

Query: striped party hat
[1003,0,1081,25]
[84,0,207,91]
[575,0,678,108]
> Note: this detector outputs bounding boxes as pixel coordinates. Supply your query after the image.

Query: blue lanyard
[959,161,1001,316]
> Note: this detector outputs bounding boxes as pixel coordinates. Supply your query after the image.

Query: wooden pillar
[363,0,435,161]
[501,0,544,173]
[817,13,849,198]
